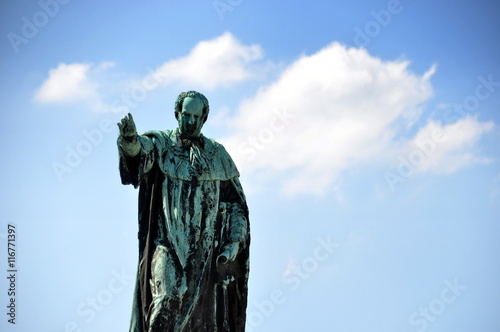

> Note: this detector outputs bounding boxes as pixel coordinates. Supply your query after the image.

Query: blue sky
[1,0,499,331]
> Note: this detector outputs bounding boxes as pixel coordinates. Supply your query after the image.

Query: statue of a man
[117,91,250,331]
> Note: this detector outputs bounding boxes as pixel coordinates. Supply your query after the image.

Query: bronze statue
[117,91,250,331]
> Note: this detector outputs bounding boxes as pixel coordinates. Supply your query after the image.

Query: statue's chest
[159,145,215,180]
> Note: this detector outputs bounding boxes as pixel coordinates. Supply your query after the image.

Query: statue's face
[178,97,204,138]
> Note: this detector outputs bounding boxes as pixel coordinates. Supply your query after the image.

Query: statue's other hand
[217,242,240,265]
[217,242,240,285]
[117,113,137,138]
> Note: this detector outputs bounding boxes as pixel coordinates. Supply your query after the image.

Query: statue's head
[174,91,210,138]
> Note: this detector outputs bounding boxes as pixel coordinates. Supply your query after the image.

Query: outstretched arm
[117,113,156,187]
[117,113,140,157]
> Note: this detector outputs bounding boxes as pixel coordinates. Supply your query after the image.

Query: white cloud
[221,42,435,194]
[33,37,495,194]
[142,32,264,90]
[34,62,117,112]
[34,33,266,113]
[34,63,98,103]
[220,42,494,195]
[403,116,494,174]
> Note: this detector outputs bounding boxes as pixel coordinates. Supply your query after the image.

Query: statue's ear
[202,113,208,124]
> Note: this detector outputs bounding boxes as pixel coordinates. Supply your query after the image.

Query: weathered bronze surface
[118,91,250,331]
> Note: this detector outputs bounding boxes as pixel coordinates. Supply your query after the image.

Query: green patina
[118,91,250,332]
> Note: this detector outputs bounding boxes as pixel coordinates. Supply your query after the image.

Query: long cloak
[118,129,250,332]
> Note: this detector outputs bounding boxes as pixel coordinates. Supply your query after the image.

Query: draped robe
[118,128,250,332]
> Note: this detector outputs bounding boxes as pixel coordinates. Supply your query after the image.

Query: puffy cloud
[220,42,493,195]
[33,37,495,195]
[33,62,116,112]
[34,63,97,103]
[401,116,494,174]
[142,32,264,90]
[34,33,265,113]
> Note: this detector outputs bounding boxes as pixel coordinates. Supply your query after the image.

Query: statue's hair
[174,91,210,123]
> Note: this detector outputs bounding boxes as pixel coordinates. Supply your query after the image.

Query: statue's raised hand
[118,113,137,138]
[117,113,140,157]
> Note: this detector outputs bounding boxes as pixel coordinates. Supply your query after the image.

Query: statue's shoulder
[142,129,174,139]
[204,136,219,148]
[203,136,240,178]
[142,129,177,147]
[203,136,229,156]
